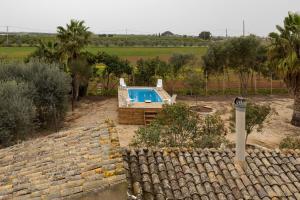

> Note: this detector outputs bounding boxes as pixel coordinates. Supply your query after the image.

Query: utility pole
[243,20,245,36]
[6,26,9,46]
[226,28,228,38]
[125,28,128,44]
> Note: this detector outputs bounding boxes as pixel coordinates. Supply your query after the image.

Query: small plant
[229,102,275,143]
[279,137,300,149]
[131,103,228,148]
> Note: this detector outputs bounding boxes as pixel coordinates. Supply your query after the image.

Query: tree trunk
[72,74,80,102]
[291,90,300,127]
[106,74,110,90]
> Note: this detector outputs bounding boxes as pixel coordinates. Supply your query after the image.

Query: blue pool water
[128,89,162,103]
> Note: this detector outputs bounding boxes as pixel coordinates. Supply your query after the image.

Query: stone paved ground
[0,121,126,200]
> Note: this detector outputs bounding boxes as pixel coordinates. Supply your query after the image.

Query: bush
[0,81,36,146]
[24,62,71,126]
[229,102,274,143]
[195,114,228,148]
[279,137,300,149]
[131,103,228,148]
[0,61,71,128]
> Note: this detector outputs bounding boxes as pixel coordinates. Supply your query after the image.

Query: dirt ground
[63,95,300,149]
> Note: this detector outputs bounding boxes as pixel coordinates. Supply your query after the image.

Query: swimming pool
[128,88,162,103]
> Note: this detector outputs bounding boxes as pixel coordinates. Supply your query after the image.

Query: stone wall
[0,121,126,199]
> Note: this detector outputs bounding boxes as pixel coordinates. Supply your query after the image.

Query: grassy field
[0,46,207,62]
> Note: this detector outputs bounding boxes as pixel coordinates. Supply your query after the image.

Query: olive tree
[0,81,36,146]
[229,102,274,143]
[131,103,228,148]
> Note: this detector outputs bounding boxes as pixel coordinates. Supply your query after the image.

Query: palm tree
[26,40,59,63]
[57,20,92,108]
[57,19,91,60]
[269,12,300,126]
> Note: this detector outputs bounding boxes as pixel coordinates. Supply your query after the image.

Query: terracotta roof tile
[0,123,126,199]
[125,148,300,199]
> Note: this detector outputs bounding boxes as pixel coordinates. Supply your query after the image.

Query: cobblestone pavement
[0,121,125,199]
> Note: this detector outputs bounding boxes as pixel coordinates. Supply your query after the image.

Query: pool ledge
[118,86,171,125]
[118,86,171,109]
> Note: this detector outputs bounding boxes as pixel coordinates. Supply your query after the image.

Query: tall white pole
[234,97,246,168]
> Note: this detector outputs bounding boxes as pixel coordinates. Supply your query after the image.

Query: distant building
[161,31,174,37]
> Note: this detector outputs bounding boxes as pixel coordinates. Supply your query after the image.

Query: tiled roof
[0,122,126,199]
[123,148,300,200]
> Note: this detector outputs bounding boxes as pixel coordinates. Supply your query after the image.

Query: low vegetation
[131,103,228,148]
[280,137,300,149]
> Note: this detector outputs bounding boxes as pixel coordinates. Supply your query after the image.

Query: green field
[0,46,207,62]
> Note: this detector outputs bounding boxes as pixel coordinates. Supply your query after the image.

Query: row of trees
[202,35,267,96]
[0,34,210,47]
[202,12,300,126]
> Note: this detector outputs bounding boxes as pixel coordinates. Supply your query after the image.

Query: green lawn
[0,46,206,62]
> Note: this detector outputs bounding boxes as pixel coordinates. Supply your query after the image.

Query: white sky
[0,0,299,36]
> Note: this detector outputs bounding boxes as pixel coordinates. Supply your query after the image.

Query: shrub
[25,62,71,126]
[279,137,300,149]
[0,81,36,146]
[229,102,274,143]
[195,114,228,148]
[0,61,71,128]
[131,103,228,148]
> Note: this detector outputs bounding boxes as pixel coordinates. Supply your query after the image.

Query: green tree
[135,57,169,86]
[25,40,60,64]
[199,31,212,40]
[131,103,228,148]
[202,41,229,92]
[0,81,36,146]
[230,102,273,143]
[57,20,91,60]
[0,61,71,129]
[202,42,228,76]
[268,12,300,126]
[169,53,195,93]
[184,68,204,103]
[94,52,132,89]
[57,19,92,106]
[226,36,265,96]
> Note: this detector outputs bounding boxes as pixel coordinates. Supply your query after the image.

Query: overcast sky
[0,0,299,36]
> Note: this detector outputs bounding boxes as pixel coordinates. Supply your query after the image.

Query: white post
[234,97,247,168]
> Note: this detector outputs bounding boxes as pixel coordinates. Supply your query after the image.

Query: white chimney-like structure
[234,97,247,168]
